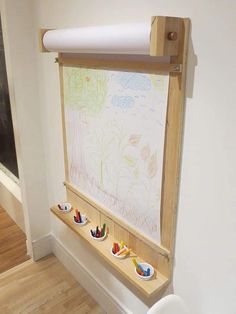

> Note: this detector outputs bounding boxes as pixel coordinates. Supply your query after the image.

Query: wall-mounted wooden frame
[41,16,190,297]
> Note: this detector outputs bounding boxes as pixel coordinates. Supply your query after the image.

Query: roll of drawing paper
[43,23,151,54]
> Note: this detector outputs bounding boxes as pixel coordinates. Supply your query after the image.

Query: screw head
[167,32,178,41]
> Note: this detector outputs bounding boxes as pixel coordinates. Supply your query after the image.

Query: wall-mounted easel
[40,16,190,297]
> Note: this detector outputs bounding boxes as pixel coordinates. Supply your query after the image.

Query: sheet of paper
[63,67,169,244]
[43,23,150,54]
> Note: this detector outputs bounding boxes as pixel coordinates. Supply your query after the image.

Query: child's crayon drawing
[63,67,169,244]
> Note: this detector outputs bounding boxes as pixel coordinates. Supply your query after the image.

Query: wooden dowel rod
[58,56,182,74]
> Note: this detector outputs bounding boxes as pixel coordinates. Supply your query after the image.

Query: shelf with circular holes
[50,205,169,298]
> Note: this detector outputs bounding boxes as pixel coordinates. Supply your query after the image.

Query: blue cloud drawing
[116,73,151,91]
[111,95,135,109]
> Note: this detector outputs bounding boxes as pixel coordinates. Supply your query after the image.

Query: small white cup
[58,202,72,213]
[135,263,154,280]
[111,246,129,259]
[90,231,107,241]
[73,214,87,226]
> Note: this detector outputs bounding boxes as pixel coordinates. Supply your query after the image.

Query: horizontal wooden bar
[51,206,169,297]
[64,181,170,258]
[58,55,181,74]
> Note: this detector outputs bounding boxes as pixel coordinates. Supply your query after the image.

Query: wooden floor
[0,206,29,273]
[0,255,105,314]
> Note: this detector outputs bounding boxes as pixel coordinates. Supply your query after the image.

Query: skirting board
[31,233,53,261]
[51,235,132,314]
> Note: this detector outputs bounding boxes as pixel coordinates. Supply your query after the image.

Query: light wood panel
[160,19,190,258]
[100,213,114,237]
[51,206,169,297]
[0,206,29,274]
[66,188,170,277]
[150,16,182,56]
[67,188,100,225]
[65,181,170,257]
[59,55,181,74]
[0,255,105,314]
[59,63,70,182]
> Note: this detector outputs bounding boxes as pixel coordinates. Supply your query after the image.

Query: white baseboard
[51,235,132,314]
[32,233,53,260]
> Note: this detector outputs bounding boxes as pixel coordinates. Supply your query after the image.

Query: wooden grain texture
[51,206,169,297]
[66,188,170,277]
[0,255,105,314]
[100,213,114,237]
[59,60,70,181]
[150,16,181,56]
[67,188,100,225]
[0,206,29,274]
[59,55,181,74]
[160,19,190,261]
[65,181,170,257]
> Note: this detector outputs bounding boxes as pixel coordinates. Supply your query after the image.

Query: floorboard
[0,206,29,273]
[0,255,105,314]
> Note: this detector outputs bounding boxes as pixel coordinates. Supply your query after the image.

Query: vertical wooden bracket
[39,28,51,52]
[150,16,182,57]
[160,18,190,266]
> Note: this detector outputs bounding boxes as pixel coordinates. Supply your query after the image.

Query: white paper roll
[43,23,151,54]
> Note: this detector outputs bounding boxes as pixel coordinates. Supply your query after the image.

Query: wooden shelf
[51,206,169,297]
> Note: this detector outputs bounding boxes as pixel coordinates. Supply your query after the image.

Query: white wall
[2,0,236,313]
[0,168,25,231]
[0,0,52,256]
